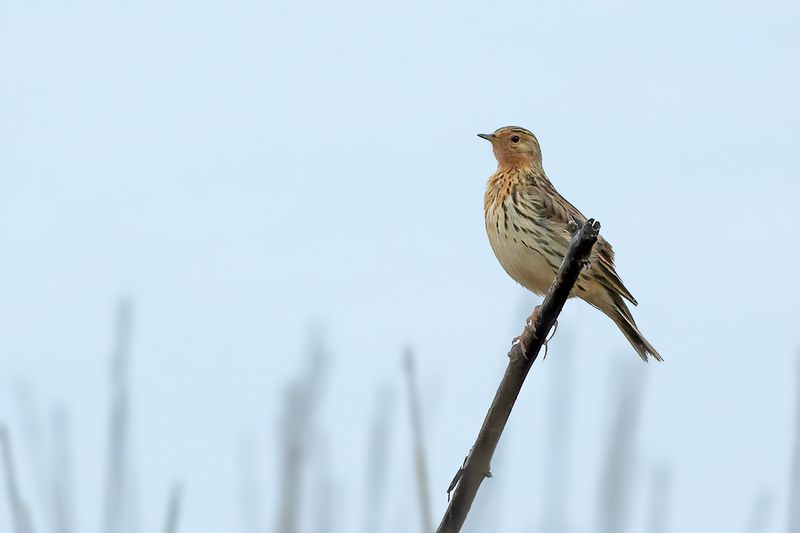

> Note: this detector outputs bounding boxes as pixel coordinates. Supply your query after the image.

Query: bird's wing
[530,173,639,306]
[593,237,639,306]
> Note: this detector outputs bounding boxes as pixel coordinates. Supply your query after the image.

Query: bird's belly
[486,224,558,296]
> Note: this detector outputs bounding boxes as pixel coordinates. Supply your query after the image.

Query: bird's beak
[477,133,495,141]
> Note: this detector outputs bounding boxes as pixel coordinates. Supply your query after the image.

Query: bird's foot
[568,219,580,235]
[511,331,531,359]
[511,306,542,359]
[542,318,559,359]
[511,306,559,360]
[525,305,542,329]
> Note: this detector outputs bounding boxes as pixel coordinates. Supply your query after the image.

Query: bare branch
[404,349,433,533]
[1,425,36,533]
[435,219,601,533]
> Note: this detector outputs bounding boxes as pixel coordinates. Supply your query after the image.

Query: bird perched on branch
[480,126,662,362]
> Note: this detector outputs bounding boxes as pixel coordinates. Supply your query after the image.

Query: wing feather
[525,171,639,306]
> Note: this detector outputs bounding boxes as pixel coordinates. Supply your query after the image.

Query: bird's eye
[510,135,520,143]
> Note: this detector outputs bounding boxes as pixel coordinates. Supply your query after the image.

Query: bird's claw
[511,306,559,360]
[511,334,529,359]
[568,219,580,235]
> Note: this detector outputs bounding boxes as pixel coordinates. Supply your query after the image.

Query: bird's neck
[484,163,549,208]
[497,161,544,176]
[494,148,542,170]
[484,165,534,214]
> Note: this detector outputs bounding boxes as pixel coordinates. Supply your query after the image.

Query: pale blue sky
[1,0,799,531]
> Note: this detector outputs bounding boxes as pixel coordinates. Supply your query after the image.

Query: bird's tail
[607,295,663,363]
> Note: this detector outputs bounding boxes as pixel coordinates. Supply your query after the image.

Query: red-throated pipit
[480,126,662,362]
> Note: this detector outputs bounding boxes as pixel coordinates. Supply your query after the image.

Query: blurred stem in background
[276,329,328,533]
[745,490,772,533]
[403,348,433,533]
[161,483,182,533]
[311,435,335,533]
[788,355,800,533]
[239,437,263,533]
[596,362,644,533]
[12,386,48,526]
[362,385,394,533]
[539,331,575,533]
[102,298,140,533]
[1,424,36,533]
[51,407,75,533]
[645,466,671,533]
[13,385,75,533]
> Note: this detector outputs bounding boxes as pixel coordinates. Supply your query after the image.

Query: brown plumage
[480,126,662,362]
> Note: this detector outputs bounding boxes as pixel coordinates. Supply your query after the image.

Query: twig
[404,349,433,533]
[435,219,600,533]
[1,425,36,533]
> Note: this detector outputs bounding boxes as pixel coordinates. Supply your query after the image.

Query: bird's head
[478,127,542,169]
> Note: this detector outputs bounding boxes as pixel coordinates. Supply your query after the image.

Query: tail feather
[605,294,663,363]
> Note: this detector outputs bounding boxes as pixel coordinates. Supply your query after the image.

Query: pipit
[480,126,662,362]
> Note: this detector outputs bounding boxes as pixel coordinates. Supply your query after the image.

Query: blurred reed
[12,386,48,523]
[276,330,328,533]
[3,291,799,533]
[596,362,644,533]
[50,407,74,533]
[102,298,139,533]
[403,347,433,533]
[1,424,36,533]
[745,490,772,533]
[788,355,800,533]
[239,437,263,533]
[12,385,75,533]
[362,385,394,533]
[311,436,335,533]
[161,483,182,533]
[645,466,671,533]
[539,332,575,533]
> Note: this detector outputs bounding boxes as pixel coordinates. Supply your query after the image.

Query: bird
[479,126,662,362]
